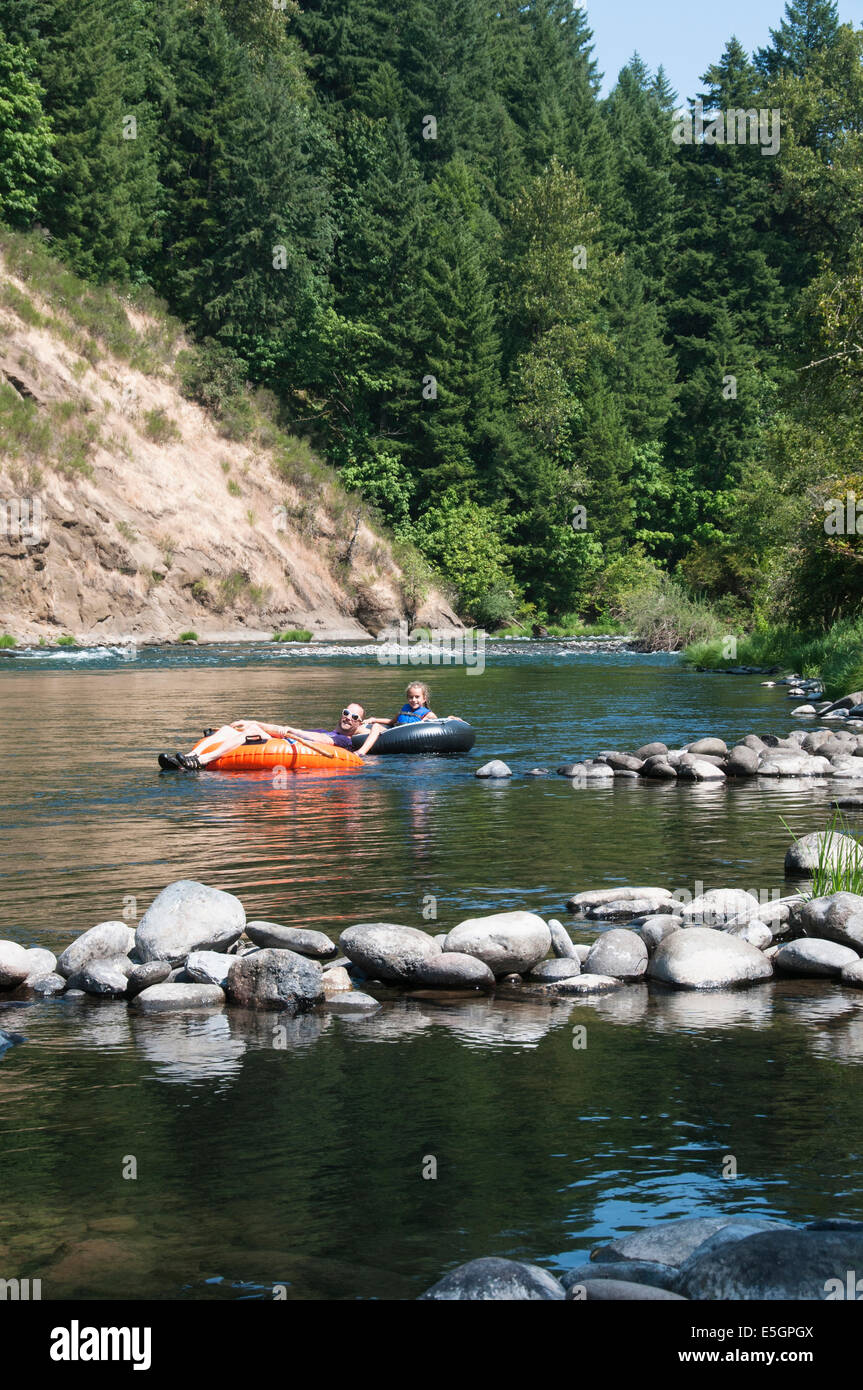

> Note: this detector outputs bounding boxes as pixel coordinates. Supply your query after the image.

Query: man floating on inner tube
[158,702,382,770]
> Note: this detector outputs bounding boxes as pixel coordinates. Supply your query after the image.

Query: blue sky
[584,0,863,99]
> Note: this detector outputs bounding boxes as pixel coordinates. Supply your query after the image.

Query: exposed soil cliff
[0,246,459,643]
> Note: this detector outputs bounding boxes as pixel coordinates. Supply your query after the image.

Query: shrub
[176,340,249,414]
[0,634,16,648]
[227,480,241,497]
[142,408,180,444]
[178,631,198,643]
[56,634,76,646]
[272,629,312,642]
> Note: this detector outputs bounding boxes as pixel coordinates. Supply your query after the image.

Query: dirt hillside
[0,246,459,644]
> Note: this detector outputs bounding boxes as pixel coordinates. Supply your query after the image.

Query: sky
[584,0,863,99]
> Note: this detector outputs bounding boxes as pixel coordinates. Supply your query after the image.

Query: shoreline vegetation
[684,618,863,699]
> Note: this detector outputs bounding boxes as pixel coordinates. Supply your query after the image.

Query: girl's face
[406,687,426,708]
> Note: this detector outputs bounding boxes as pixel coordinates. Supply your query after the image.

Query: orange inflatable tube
[192,736,364,773]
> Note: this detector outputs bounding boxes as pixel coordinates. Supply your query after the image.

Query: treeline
[1,0,862,632]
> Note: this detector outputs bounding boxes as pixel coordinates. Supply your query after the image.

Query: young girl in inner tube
[364,682,456,731]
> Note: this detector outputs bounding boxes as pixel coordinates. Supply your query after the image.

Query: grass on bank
[272,629,313,642]
[686,618,863,698]
[0,634,16,648]
[178,631,198,642]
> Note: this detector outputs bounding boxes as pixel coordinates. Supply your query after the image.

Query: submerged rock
[475,760,512,778]
[56,921,135,979]
[135,881,245,964]
[561,1261,679,1292]
[444,912,550,977]
[226,948,323,1012]
[567,1279,686,1301]
[30,972,67,996]
[647,927,773,989]
[340,923,441,983]
[593,1216,788,1269]
[321,990,381,1013]
[419,1256,565,1301]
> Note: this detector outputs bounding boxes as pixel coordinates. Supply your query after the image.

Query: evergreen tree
[0,27,58,224]
[755,0,842,78]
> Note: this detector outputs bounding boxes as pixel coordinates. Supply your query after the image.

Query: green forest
[1,0,863,648]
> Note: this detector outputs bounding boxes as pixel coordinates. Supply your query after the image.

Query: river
[0,640,859,1299]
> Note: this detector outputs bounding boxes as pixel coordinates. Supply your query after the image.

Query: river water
[1,640,860,1299]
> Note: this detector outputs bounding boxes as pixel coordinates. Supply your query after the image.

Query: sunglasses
[341,709,363,721]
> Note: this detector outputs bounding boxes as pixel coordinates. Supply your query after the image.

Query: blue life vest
[396,703,432,725]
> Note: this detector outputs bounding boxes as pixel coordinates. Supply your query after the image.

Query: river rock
[0,940,33,989]
[640,757,677,779]
[340,923,441,982]
[726,920,773,949]
[605,752,644,772]
[789,892,863,949]
[126,961,172,997]
[648,927,773,989]
[681,889,762,926]
[585,929,648,980]
[444,912,550,977]
[791,704,817,716]
[676,1229,863,1300]
[785,831,863,875]
[244,922,337,959]
[823,690,863,714]
[226,948,323,1011]
[585,896,675,920]
[0,1028,26,1053]
[773,938,860,977]
[687,737,728,756]
[725,745,760,776]
[635,742,668,759]
[30,971,67,995]
[840,960,863,987]
[560,1262,678,1292]
[56,921,136,978]
[639,918,681,951]
[412,952,496,989]
[67,957,132,997]
[740,734,767,751]
[582,763,614,781]
[322,990,381,1013]
[528,957,581,982]
[133,983,227,1011]
[22,947,57,984]
[567,1279,686,1301]
[319,966,353,996]
[548,919,579,959]
[677,755,725,780]
[135,881,245,963]
[592,1215,788,1268]
[568,886,673,911]
[475,760,511,778]
[554,973,622,994]
[185,950,236,987]
[418,1257,565,1301]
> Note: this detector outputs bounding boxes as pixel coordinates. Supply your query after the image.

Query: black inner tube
[352,717,476,755]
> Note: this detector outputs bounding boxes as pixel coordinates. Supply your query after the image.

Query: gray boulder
[554,973,622,994]
[585,929,648,980]
[639,918,681,951]
[568,886,673,912]
[687,737,728,756]
[593,1216,788,1269]
[419,1257,565,1301]
[321,990,381,1013]
[548,919,580,960]
[785,831,863,875]
[475,760,511,778]
[185,950,236,987]
[726,745,760,776]
[790,892,863,949]
[528,957,581,982]
[648,927,773,989]
[840,960,863,987]
[773,938,860,977]
[635,742,668,759]
[30,972,67,995]
[560,1261,678,1292]
[566,1279,686,1301]
[133,983,227,1011]
[605,752,644,772]
[245,922,337,959]
[135,881,245,964]
[56,921,136,978]
[444,912,550,977]
[22,947,57,984]
[67,956,132,998]
[726,920,773,950]
[678,757,725,782]
[226,948,323,1011]
[677,1229,863,1300]
[681,889,761,926]
[340,923,441,983]
[126,961,172,998]
[320,966,353,996]
[412,953,496,989]
[585,896,675,920]
[640,757,677,779]
[0,940,32,989]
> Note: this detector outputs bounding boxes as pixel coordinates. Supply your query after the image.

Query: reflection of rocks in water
[41,1235,165,1299]
[809,1014,863,1064]
[57,999,132,1049]
[333,998,434,1042]
[779,987,859,1025]
[579,983,649,1025]
[428,996,568,1049]
[186,1250,416,1301]
[131,1010,246,1083]
[228,1007,331,1051]
[647,984,774,1032]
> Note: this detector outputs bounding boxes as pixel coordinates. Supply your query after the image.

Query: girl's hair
[406,681,430,703]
